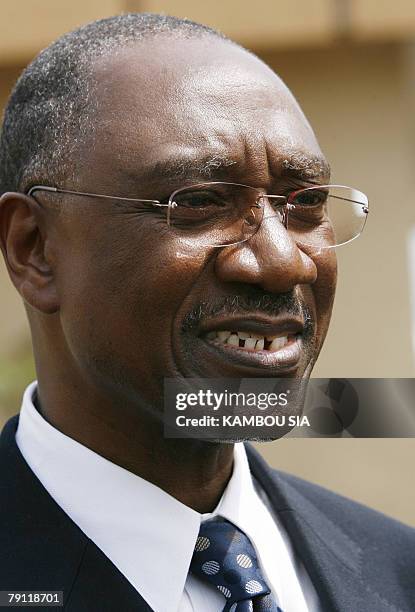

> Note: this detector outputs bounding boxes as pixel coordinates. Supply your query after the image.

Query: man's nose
[214,213,317,293]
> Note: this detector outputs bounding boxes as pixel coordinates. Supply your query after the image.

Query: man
[0,12,413,612]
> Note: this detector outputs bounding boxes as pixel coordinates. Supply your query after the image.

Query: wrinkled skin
[0,37,336,511]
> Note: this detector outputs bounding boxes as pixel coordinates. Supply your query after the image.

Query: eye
[287,188,330,227]
[291,189,328,207]
[173,190,227,209]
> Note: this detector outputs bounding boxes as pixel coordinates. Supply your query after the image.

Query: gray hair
[0,13,230,195]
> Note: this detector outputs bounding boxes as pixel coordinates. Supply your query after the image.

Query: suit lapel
[245,443,399,612]
[0,416,153,611]
[64,541,153,611]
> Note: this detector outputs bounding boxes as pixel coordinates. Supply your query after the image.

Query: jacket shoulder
[275,467,415,536]
[245,443,415,568]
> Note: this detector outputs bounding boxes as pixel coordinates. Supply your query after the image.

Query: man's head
[0,13,336,420]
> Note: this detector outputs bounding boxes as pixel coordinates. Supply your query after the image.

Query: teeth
[205,330,296,352]
[226,334,239,346]
[269,336,288,351]
[237,331,251,339]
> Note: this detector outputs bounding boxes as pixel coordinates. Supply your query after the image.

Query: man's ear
[0,192,59,314]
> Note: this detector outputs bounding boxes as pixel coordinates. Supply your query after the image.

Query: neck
[33,378,234,514]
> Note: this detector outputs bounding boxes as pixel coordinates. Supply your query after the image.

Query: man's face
[50,37,336,414]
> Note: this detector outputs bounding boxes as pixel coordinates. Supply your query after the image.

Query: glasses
[26,182,369,249]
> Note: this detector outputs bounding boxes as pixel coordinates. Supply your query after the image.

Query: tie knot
[190,517,274,609]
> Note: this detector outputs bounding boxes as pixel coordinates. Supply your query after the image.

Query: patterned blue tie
[190,517,284,611]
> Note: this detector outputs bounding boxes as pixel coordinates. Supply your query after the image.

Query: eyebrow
[281,152,331,183]
[142,154,238,183]
[136,150,331,187]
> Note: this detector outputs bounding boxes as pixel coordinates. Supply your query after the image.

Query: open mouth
[205,330,298,352]
[193,316,308,374]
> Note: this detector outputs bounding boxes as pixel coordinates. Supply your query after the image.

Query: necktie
[190,517,283,611]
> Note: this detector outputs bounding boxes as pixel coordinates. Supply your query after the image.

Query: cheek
[57,222,208,373]
[312,250,337,338]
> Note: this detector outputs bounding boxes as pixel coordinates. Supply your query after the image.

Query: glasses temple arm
[25,185,168,207]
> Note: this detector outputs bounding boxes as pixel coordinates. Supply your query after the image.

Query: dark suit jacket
[1,414,414,611]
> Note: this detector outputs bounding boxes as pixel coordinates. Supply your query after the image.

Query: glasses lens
[169,183,264,246]
[287,186,368,249]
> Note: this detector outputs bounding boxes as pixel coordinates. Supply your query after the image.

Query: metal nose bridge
[257,193,289,226]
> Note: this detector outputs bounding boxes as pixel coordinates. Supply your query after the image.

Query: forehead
[86,37,327,189]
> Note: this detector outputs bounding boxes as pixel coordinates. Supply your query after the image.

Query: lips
[205,330,297,352]
[196,315,306,373]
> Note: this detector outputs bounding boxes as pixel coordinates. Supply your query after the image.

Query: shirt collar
[16,382,260,612]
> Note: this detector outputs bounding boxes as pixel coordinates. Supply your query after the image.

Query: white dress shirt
[16,381,320,612]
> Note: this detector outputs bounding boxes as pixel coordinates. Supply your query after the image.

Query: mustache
[182,290,314,337]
